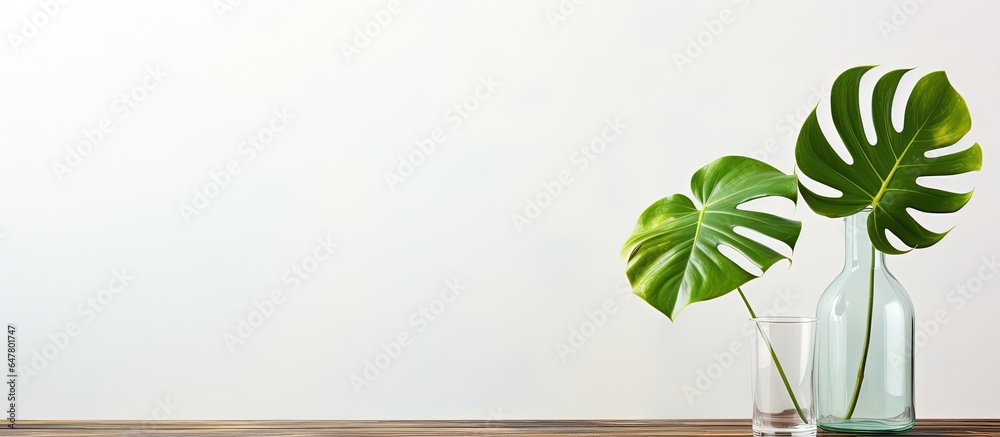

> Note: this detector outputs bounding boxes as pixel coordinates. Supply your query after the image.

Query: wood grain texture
[5,419,1000,436]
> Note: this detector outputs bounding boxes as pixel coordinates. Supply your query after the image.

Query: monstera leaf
[622,156,801,320]
[796,66,982,254]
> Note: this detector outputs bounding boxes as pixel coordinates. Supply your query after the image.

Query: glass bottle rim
[843,207,874,222]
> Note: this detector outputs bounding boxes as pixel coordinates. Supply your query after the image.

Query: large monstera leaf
[622,156,801,320]
[796,66,982,254]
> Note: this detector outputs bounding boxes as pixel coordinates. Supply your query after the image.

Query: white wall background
[2,0,998,420]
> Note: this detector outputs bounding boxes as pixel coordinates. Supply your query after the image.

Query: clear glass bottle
[815,209,915,433]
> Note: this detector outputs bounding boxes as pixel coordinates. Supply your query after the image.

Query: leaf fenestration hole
[906,207,953,235]
[924,141,977,158]
[796,171,844,199]
[733,226,794,259]
[883,228,913,253]
[814,92,855,166]
[736,196,797,215]
[915,174,975,194]
[891,68,922,134]
[717,243,764,277]
[859,66,881,146]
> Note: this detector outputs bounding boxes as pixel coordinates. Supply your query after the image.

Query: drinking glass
[751,316,817,436]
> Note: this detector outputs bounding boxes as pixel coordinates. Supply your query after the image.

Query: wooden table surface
[5,420,1000,436]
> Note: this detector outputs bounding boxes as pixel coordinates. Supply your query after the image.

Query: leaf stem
[843,245,876,420]
[738,287,808,424]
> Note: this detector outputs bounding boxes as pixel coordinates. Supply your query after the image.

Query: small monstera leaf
[796,66,983,254]
[622,156,800,320]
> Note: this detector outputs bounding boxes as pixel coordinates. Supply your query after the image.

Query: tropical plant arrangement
[620,155,807,422]
[795,66,981,431]
[620,65,981,432]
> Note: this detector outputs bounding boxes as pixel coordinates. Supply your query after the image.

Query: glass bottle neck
[844,209,887,270]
